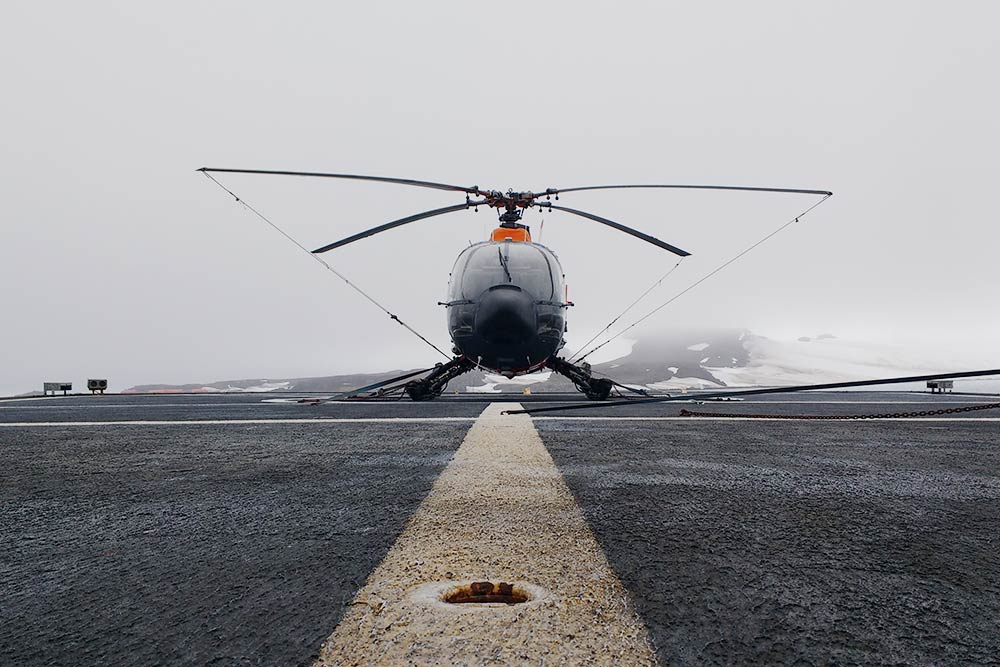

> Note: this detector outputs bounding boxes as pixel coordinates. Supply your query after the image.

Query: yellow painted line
[314,402,656,666]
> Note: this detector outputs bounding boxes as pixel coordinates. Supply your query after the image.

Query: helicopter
[199,168,1000,406]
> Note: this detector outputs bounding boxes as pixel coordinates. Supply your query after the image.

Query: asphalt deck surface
[2,392,999,665]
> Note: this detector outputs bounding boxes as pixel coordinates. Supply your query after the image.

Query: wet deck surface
[540,418,1000,665]
[2,392,998,665]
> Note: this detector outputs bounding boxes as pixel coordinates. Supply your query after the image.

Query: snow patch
[706,335,987,389]
[219,381,291,393]
[466,383,502,393]
[465,370,552,393]
[687,342,710,352]
[648,376,724,391]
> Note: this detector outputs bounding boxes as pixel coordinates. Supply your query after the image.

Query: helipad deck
[2,393,998,665]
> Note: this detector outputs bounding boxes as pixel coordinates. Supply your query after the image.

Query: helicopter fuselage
[445,236,568,377]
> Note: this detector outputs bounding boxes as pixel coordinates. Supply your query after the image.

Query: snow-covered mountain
[124,328,999,394]
[465,328,999,393]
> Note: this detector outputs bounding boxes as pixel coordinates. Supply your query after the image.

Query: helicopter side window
[448,248,475,301]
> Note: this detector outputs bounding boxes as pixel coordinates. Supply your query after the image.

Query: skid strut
[546,357,614,400]
[405,357,475,401]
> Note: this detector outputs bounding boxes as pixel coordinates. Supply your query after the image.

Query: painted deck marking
[313,402,656,666]
[3,417,1000,428]
[0,418,477,427]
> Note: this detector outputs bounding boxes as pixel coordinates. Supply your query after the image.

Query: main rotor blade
[539,184,833,197]
[541,203,691,257]
[312,201,484,253]
[505,368,1000,414]
[198,168,482,195]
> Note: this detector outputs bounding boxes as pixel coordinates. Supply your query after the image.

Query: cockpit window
[451,243,556,300]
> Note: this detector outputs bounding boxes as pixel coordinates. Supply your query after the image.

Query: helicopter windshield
[451,242,558,301]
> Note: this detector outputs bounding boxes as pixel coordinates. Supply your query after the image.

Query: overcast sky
[2,1,998,394]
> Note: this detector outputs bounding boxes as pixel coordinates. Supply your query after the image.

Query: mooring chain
[679,402,1000,420]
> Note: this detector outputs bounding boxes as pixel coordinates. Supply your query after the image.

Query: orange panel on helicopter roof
[491,227,531,242]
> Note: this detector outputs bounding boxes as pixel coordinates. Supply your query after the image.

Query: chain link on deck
[679,402,1000,419]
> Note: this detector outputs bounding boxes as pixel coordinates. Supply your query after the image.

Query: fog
[2,1,998,395]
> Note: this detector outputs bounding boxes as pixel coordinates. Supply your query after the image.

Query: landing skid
[547,357,622,400]
[342,355,637,402]
[404,357,475,401]
[404,356,641,401]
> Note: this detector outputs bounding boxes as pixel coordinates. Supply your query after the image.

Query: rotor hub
[475,189,546,225]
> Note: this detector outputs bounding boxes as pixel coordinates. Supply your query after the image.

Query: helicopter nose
[475,285,536,345]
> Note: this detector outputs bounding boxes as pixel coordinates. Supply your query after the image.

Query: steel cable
[575,194,832,363]
[201,171,451,360]
[568,258,684,363]
[679,402,1000,419]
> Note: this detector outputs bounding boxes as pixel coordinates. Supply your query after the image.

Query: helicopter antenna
[574,193,832,363]
[199,171,452,360]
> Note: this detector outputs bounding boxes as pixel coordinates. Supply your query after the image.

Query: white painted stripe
[0,395,256,403]
[533,416,1000,422]
[3,416,999,428]
[0,418,477,427]
[0,403,285,410]
[314,403,656,666]
[4,400,984,411]
[689,400,1000,404]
